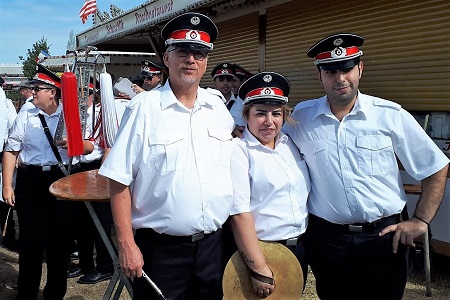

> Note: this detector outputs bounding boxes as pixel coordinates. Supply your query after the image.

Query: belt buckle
[191,232,204,242]
[348,225,363,232]
[42,166,51,171]
[285,237,298,246]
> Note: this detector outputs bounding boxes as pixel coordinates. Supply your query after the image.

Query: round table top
[49,169,110,202]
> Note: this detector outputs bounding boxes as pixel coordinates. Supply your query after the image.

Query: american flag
[79,0,97,24]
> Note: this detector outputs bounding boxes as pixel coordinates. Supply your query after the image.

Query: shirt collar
[160,80,221,111]
[311,90,369,120]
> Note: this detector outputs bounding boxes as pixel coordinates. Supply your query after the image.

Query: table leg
[84,201,133,299]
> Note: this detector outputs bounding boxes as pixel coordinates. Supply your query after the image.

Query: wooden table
[49,169,133,300]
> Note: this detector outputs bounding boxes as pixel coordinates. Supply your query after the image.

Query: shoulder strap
[38,114,69,176]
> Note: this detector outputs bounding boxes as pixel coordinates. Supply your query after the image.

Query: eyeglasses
[141,75,154,80]
[31,86,53,92]
[169,47,209,61]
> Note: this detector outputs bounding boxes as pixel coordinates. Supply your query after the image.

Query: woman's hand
[250,265,275,298]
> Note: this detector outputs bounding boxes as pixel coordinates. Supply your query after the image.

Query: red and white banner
[80,0,97,24]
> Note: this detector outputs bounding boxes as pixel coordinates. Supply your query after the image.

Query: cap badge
[331,47,346,58]
[191,16,200,25]
[263,74,272,83]
[262,88,273,95]
[333,38,343,46]
[187,30,199,40]
[223,63,228,67]
[220,70,229,74]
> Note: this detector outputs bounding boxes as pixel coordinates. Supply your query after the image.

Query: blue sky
[0,0,145,64]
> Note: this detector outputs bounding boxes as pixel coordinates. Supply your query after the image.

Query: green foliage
[22,36,51,78]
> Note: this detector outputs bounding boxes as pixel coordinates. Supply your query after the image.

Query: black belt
[19,163,80,172]
[273,234,303,247]
[309,214,401,233]
[136,228,219,243]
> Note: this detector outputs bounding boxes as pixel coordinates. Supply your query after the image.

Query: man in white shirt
[0,85,18,251]
[18,79,35,112]
[99,12,234,300]
[284,33,449,300]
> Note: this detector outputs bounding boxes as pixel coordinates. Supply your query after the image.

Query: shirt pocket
[356,135,394,176]
[208,127,233,166]
[300,140,331,179]
[149,131,185,173]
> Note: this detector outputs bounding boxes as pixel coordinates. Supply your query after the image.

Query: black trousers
[304,214,409,300]
[133,229,224,300]
[73,160,113,273]
[15,166,74,300]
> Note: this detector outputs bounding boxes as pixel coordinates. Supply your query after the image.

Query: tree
[22,37,51,78]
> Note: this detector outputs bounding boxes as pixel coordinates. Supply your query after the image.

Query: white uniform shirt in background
[284,92,449,224]
[18,96,35,113]
[230,127,310,241]
[99,80,235,235]
[5,104,78,166]
[228,96,245,127]
[0,87,17,146]
[80,104,104,163]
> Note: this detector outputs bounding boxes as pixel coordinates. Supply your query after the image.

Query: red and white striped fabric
[79,0,97,24]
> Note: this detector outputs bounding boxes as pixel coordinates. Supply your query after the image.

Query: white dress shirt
[228,96,246,127]
[99,80,235,235]
[284,92,449,224]
[80,104,104,163]
[19,96,35,113]
[5,103,78,165]
[0,87,17,146]
[230,127,310,241]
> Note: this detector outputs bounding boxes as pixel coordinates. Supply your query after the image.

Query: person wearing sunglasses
[130,60,165,95]
[2,64,94,300]
[99,12,235,300]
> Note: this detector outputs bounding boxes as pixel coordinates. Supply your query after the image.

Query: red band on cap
[142,67,161,73]
[214,69,233,76]
[315,46,360,60]
[168,29,210,43]
[36,73,61,88]
[246,87,284,99]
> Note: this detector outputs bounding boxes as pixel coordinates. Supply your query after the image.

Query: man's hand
[118,241,144,279]
[379,218,428,253]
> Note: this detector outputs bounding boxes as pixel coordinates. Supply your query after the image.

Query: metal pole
[423,229,432,297]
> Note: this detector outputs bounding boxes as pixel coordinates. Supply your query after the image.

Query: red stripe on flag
[79,0,97,24]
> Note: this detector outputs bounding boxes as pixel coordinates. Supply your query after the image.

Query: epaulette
[126,91,150,110]
[372,97,401,110]
[206,87,226,103]
[293,99,319,112]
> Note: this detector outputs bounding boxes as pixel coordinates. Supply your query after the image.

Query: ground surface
[1,216,449,300]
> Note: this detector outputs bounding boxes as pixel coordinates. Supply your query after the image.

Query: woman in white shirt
[230,72,310,298]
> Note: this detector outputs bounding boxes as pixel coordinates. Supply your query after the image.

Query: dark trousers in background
[133,229,224,300]
[15,166,74,300]
[74,160,114,273]
[304,214,409,300]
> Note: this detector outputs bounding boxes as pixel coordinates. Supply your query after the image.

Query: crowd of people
[0,11,449,300]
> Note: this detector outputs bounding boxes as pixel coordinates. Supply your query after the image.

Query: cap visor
[319,58,359,71]
[173,43,211,52]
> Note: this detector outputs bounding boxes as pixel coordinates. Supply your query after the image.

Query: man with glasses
[132,60,166,94]
[99,12,235,300]
[0,82,18,252]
